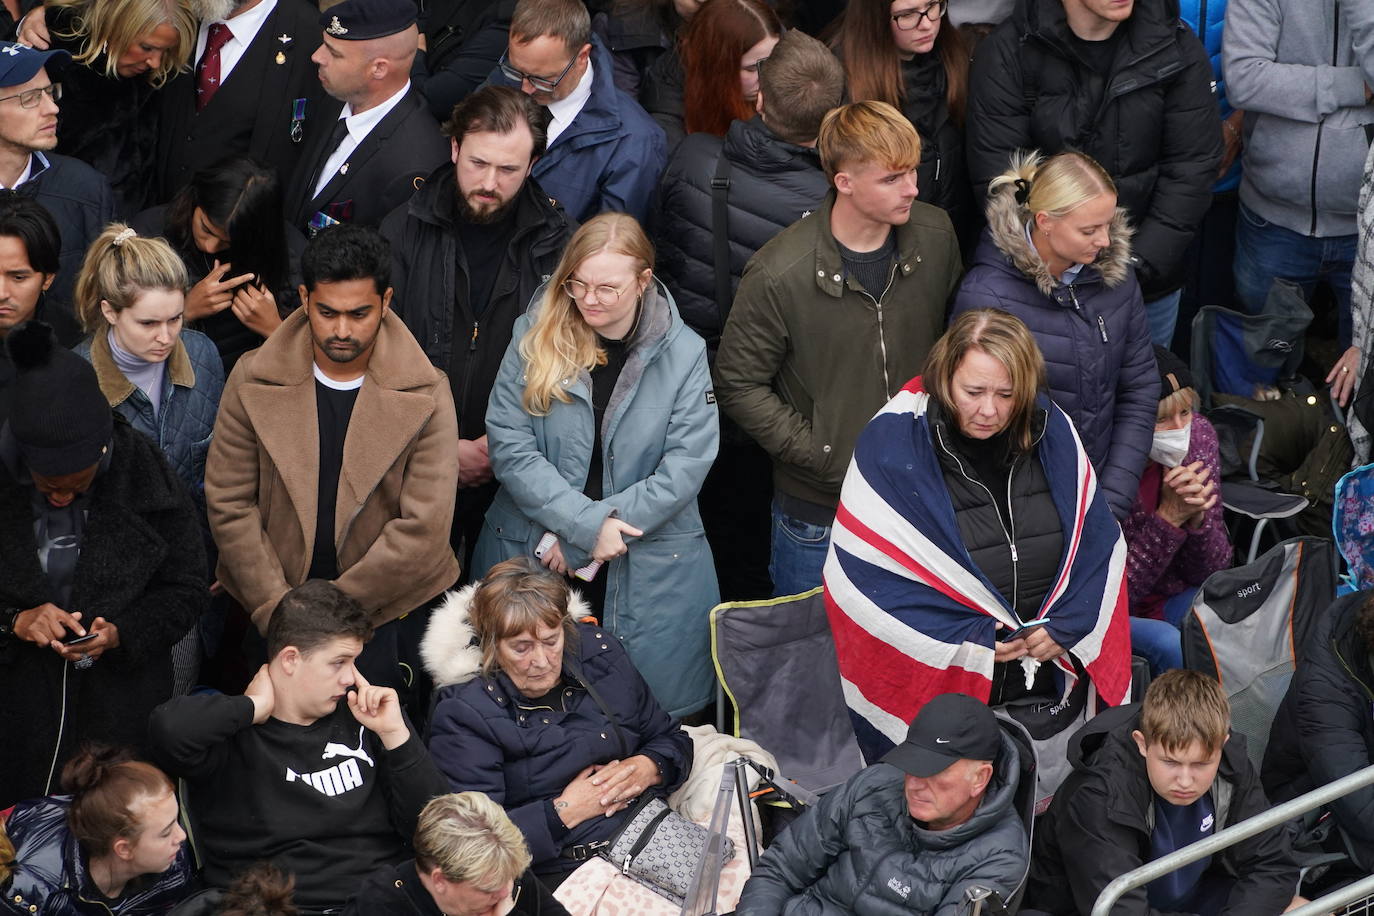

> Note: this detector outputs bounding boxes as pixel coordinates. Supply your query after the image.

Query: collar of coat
[420,582,595,688]
[85,328,195,409]
[983,179,1135,298]
[806,190,945,299]
[241,307,441,390]
[1016,0,1183,63]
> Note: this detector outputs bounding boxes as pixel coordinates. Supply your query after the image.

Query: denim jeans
[769,501,832,598]
[1234,202,1357,346]
[1145,289,1184,348]
[1130,616,1183,678]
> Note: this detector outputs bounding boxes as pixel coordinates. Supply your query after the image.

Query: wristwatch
[0,606,22,641]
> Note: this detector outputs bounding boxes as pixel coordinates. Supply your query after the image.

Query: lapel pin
[275,51,286,64]
[340,163,349,175]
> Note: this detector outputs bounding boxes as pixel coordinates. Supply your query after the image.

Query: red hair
[680,0,782,137]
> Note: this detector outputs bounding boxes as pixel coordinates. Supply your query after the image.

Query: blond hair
[469,557,576,677]
[923,309,1047,453]
[1157,386,1198,421]
[520,212,653,415]
[817,100,921,181]
[1139,669,1230,755]
[50,0,195,87]
[415,792,533,886]
[988,150,1116,223]
[74,224,189,333]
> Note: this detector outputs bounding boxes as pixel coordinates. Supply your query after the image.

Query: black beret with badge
[321,0,418,40]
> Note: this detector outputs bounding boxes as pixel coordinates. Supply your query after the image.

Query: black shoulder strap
[711,150,734,323]
[574,666,630,758]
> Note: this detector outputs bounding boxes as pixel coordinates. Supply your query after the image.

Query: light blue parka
[473,281,720,716]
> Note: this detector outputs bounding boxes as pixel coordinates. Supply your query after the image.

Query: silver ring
[74,654,94,670]
[1343,366,1350,373]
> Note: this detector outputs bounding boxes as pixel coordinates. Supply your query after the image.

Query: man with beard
[382,85,572,576]
[285,0,449,234]
[155,0,328,202]
[206,224,460,691]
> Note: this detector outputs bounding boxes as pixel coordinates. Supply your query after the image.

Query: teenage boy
[1025,669,1299,916]
[149,580,448,913]
[713,99,962,597]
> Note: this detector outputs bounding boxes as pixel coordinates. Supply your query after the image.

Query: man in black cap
[0,41,114,342]
[737,693,1028,915]
[0,320,206,807]
[285,0,449,234]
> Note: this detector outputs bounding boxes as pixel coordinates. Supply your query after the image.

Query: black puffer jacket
[901,54,976,252]
[2,796,194,916]
[930,402,1062,619]
[965,0,1220,297]
[1029,704,1298,916]
[1264,592,1374,870]
[382,165,573,440]
[653,116,830,349]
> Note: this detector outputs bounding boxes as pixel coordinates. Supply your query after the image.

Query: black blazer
[155,0,328,202]
[285,88,448,232]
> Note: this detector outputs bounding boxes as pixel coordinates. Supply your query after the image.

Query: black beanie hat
[5,320,112,476]
[1154,345,1195,402]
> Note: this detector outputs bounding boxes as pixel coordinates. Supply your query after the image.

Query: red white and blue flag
[824,377,1132,760]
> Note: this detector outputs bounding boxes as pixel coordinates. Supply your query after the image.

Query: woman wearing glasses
[831,0,975,249]
[472,212,720,718]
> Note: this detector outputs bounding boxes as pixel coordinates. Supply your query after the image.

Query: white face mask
[1149,421,1192,468]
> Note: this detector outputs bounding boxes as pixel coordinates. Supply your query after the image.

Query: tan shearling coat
[206,308,460,632]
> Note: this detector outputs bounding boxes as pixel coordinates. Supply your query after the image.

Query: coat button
[519,715,525,722]
[486,684,494,691]
[601,643,609,649]
[816,270,824,277]
[595,633,603,638]
[832,273,841,282]
[542,717,550,724]
[565,689,573,696]
[601,732,608,739]
[394,880,404,888]
[822,444,832,453]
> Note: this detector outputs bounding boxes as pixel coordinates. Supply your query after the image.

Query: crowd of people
[0,0,1371,912]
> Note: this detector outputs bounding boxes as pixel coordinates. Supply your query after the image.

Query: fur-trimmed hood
[419,583,594,688]
[982,180,1135,297]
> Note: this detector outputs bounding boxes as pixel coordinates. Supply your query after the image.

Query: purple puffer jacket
[1122,414,1232,618]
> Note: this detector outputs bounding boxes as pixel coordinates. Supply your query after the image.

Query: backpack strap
[710,149,735,323]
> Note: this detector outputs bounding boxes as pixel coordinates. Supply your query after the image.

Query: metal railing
[1091,763,1374,916]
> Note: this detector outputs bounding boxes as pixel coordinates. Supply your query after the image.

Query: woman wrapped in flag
[823,309,1133,764]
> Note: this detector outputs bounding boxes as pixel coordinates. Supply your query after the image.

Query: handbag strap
[574,665,631,759]
[711,149,734,324]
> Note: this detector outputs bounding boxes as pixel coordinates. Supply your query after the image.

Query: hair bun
[60,744,129,795]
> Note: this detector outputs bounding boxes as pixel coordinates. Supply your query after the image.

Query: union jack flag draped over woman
[824,377,1133,761]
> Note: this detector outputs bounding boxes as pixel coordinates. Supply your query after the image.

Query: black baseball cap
[0,42,71,89]
[882,693,1001,778]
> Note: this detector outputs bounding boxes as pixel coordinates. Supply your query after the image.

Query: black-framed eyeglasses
[891,0,948,30]
[499,50,577,92]
[564,277,631,306]
[0,82,61,109]
[741,55,769,74]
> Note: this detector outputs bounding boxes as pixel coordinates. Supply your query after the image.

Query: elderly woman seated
[421,558,693,886]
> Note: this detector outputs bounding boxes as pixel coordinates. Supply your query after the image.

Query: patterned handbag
[601,795,735,904]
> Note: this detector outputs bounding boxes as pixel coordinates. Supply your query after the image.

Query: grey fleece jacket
[1223,0,1374,236]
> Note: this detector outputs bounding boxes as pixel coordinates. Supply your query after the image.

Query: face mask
[1149,421,1192,468]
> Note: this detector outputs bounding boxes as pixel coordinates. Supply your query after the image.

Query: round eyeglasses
[891,0,948,30]
[564,278,631,307]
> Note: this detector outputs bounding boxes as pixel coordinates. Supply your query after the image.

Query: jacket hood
[406,161,569,242]
[910,729,1023,850]
[420,582,594,688]
[980,180,1134,297]
[722,116,824,178]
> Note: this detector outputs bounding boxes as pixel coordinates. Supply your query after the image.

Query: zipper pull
[935,156,942,182]
[469,321,479,352]
[1010,543,1019,562]
[1069,286,1081,312]
[1097,315,1108,343]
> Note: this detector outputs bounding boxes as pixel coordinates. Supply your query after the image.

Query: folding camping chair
[1182,536,1337,770]
[1208,404,1310,563]
[1190,278,1311,410]
[710,588,865,796]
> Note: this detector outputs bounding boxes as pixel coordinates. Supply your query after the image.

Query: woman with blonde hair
[951,150,1158,522]
[73,224,223,505]
[19,0,195,212]
[472,212,720,718]
[823,309,1133,780]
